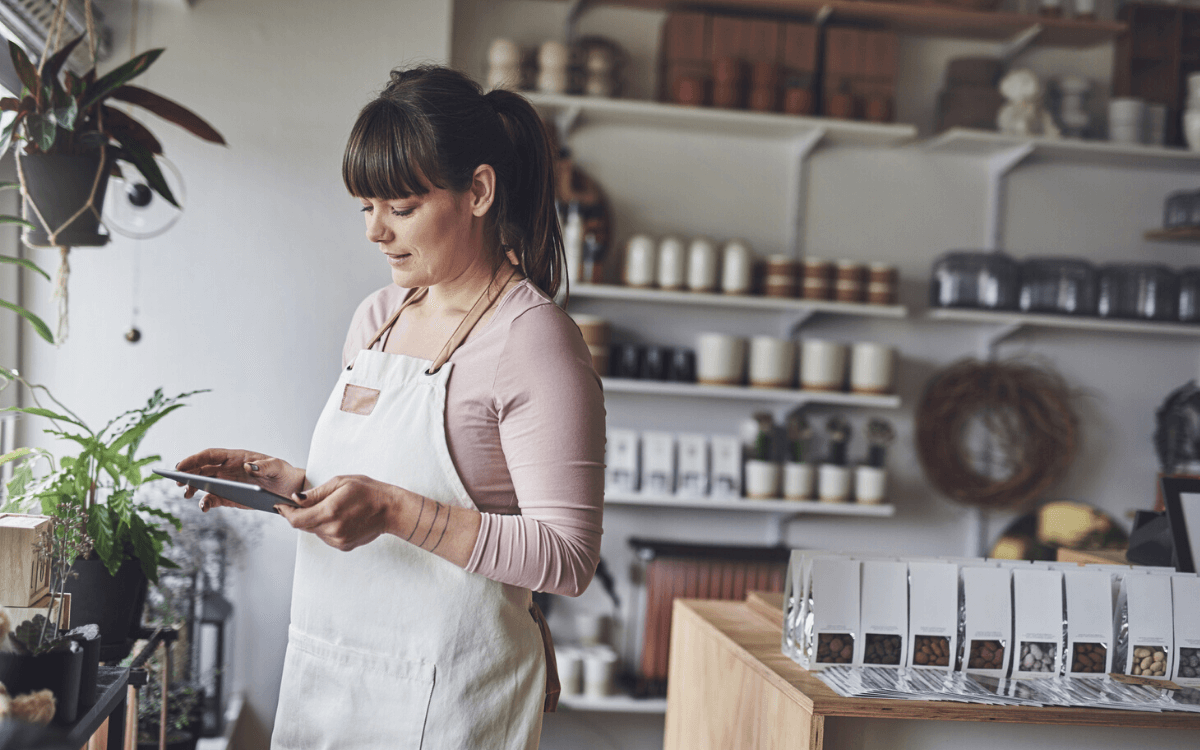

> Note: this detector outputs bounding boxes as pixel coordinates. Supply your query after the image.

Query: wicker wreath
[916,359,1078,510]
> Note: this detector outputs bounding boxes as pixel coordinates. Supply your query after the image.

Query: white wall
[15,1,452,745]
[453,3,1199,748]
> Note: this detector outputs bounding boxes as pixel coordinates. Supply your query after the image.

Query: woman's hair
[343,65,564,298]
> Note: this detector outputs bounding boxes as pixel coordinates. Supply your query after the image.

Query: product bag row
[782,550,1200,686]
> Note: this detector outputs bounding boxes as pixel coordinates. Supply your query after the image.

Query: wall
[12,0,452,745]
[453,3,1199,749]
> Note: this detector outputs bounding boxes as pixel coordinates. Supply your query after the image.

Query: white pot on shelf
[744,459,781,499]
[855,465,887,505]
[1185,108,1200,153]
[818,464,852,503]
[783,462,815,501]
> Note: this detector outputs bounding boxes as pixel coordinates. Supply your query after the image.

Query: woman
[176,66,605,749]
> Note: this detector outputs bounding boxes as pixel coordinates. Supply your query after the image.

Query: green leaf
[6,461,33,496]
[26,112,56,152]
[0,254,49,279]
[0,111,25,156]
[79,49,164,111]
[103,105,161,154]
[0,299,53,343]
[115,139,176,207]
[129,514,160,584]
[87,503,115,570]
[0,405,84,427]
[109,85,225,145]
[0,215,34,229]
[141,505,182,532]
[53,95,78,132]
[109,489,133,526]
[110,403,183,452]
[41,34,84,89]
[0,446,33,466]
[8,42,40,102]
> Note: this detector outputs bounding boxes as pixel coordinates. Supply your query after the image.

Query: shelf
[605,491,897,517]
[558,692,668,713]
[602,378,902,408]
[923,128,1200,171]
[525,92,917,146]
[1146,227,1200,243]
[571,283,907,318]
[928,307,1200,337]
[553,0,1125,48]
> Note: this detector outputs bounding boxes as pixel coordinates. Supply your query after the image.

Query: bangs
[342,99,442,199]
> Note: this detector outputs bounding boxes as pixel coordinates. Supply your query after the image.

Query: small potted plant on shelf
[783,412,815,501]
[817,416,852,503]
[135,676,204,750]
[0,367,208,660]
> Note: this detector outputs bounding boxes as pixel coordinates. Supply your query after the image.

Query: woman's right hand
[174,448,306,512]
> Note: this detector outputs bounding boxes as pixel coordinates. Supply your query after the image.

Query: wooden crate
[6,592,71,630]
[0,513,53,607]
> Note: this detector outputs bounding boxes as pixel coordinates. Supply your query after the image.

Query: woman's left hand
[277,474,402,552]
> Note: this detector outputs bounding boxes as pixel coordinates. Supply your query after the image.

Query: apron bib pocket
[274,627,435,750]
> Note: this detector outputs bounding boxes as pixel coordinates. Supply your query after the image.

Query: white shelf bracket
[555,105,584,143]
[785,308,818,338]
[979,321,1024,359]
[786,128,826,259]
[999,24,1044,66]
[983,143,1034,251]
[767,513,798,546]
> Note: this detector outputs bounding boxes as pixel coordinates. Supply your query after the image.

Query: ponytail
[343,66,565,298]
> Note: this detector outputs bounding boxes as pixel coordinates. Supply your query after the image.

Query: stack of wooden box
[1,513,69,628]
[823,27,899,123]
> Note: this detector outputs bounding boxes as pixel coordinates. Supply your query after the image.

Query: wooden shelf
[558,692,668,713]
[525,92,917,145]
[553,0,1125,48]
[602,378,902,408]
[572,283,907,318]
[923,128,1200,171]
[929,307,1200,337]
[605,491,896,516]
[1146,227,1200,243]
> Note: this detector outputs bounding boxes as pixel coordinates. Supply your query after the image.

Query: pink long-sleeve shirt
[341,279,605,597]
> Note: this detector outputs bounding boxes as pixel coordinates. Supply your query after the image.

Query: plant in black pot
[0,367,208,661]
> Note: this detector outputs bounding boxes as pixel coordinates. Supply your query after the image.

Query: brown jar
[801,258,832,300]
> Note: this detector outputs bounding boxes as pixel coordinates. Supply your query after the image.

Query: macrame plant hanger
[15,0,105,344]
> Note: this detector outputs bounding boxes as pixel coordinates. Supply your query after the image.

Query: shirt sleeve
[464,304,606,597]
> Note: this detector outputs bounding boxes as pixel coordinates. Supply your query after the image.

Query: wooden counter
[664,593,1200,750]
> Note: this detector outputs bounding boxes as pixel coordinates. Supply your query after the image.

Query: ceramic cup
[744,459,782,499]
[657,236,687,290]
[576,613,609,647]
[783,462,815,501]
[1186,109,1200,152]
[799,340,846,391]
[624,234,657,287]
[1108,97,1145,144]
[556,646,583,696]
[611,343,642,379]
[849,342,895,394]
[721,239,754,294]
[855,466,887,505]
[697,333,746,385]
[640,346,670,381]
[818,464,852,503]
[687,237,720,292]
[748,336,796,388]
[583,646,619,698]
[1188,72,1200,102]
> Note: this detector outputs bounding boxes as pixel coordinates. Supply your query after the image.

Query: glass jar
[1097,263,1179,321]
[930,251,1021,310]
[1018,257,1098,315]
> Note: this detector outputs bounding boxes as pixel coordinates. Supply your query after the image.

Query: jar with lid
[1018,258,1098,315]
[1097,263,1179,321]
[930,251,1021,310]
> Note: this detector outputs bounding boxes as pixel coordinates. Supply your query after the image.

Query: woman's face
[359,170,494,289]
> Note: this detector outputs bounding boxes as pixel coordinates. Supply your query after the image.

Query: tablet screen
[154,469,299,514]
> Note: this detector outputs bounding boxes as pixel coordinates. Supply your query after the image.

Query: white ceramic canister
[576,612,609,647]
[556,646,584,697]
[818,464,852,503]
[583,645,619,698]
[783,462,815,501]
[687,237,720,292]
[537,41,570,94]
[657,236,688,290]
[696,333,747,385]
[855,465,887,505]
[721,239,754,294]
[744,459,782,499]
[1108,97,1145,144]
[799,340,847,391]
[849,342,895,394]
[624,234,657,287]
[748,336,796,388]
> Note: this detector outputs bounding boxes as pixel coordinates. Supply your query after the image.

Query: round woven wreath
[916,359,1078,510]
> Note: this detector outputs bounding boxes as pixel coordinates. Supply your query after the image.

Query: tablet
[155,469,300,514]
[1161,475,1200,573]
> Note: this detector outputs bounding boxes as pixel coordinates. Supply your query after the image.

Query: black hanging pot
[63,556,148,662]
[19,153,112,247]
[0,640,84,725]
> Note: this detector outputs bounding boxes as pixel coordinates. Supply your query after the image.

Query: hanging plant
[0,1,226,342]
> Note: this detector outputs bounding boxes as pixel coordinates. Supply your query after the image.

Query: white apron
[272,276,552,749]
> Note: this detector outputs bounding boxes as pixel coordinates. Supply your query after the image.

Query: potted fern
[0,367,207,659]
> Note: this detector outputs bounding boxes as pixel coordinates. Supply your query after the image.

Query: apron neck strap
[364,267,519,374]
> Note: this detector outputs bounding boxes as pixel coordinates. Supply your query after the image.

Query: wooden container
[7,592,71,630]
[834,261,866,303]
[712,57,746,109]
[764,256,798,298]
[0,513,53,607]
[802,258,833,300]
[867,263,898,305]
[749,62,781,112]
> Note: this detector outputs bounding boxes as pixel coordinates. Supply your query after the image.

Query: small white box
[1119,572,1174,680]
[961,566,1013,677]
[1172,574,1200,686]
[710,435,741,499]
[1064,568,1114,677]
[640,431,676,496]
[783,550,847,664]
[906,561,958,670]
[856,560,907,668]
[676,433,709,498]
[605,429,639,493]
[1011,569,1063,679]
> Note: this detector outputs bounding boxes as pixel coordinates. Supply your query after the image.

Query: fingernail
[246,463,259,472]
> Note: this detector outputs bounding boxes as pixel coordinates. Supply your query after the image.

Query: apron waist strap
[529,602,560,713]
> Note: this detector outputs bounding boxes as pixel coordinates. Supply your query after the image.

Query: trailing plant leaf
[0,405,85,428]
[0,446,34,466]
[7,42,40,104]
[87,504,114,567]
[0,112,22,158]
[0,215,34,228]
[0,299,54,343]
[7,461,35,497]
[109,85,226,145]
[117,139,176,207]
[25,112,56,152]
[0,255,49,278]
[103,105,162,155]
[111,404,184,452]
[40,35,84,90]
[79,49,164,111]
